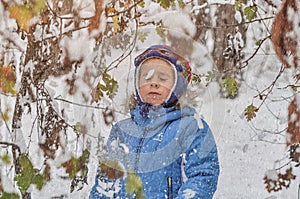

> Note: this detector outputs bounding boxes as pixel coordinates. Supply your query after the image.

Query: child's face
[138,58,175,106]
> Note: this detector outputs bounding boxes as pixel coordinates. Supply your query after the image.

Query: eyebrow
[158,71,172,77]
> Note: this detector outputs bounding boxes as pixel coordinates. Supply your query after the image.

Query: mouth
[148,92,161,95]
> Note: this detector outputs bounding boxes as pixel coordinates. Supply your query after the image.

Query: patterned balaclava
[134,45,192,112]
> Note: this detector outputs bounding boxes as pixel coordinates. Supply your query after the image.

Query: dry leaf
[286,97,300,146]
[89,0,104,34]
[9,5,33,31]
[271,0,299,68]
[0,66,17,95]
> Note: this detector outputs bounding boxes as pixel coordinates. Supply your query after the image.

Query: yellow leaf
[1,108,10,122]
[9,5,33,31]
[112,15,120,34]
[31,0,47,15]
[291,85,298,92]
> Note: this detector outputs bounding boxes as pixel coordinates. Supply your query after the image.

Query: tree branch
[240,35,271,69]
[254,65,285,109]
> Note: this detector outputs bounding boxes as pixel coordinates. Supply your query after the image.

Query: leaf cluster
[157,0,185,9]
[14,154,48,194]
[234,1,257,21]
[38,109,67,159]
[264,168,296,193]
[61,149,90,179]
[0,192,19,199]
[99,160,125,179]
[105,0,143,34]
[93,73,118,102]
[61,149,90,192]
[222,77,239,97]
[9,0,47,31]
[192,71,215,87]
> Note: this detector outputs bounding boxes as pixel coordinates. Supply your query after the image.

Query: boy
[90,45,219,198]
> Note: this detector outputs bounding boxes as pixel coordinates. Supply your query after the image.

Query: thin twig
[240,35,271,69]
[196,16,274,29]
[0,141,21,154]
[105,6,140,72]
[254,65,285,109]
[54,96,106,110]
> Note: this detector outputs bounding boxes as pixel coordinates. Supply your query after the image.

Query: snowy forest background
[0,0,300,198]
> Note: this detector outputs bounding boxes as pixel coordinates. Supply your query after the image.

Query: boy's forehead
[140,58,173,71]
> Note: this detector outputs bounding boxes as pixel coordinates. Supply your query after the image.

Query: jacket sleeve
[176,121,220,199]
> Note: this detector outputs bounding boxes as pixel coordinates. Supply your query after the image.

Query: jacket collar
[130,105,196,129]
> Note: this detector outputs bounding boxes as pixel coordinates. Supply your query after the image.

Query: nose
[150,82,159,88]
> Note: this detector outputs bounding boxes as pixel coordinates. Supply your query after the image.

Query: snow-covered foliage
[0,0,299,198]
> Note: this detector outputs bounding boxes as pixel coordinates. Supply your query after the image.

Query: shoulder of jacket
[113,118,132,127]
[196,115,212,132]
[180,106,202,128]
[196,116,204,129]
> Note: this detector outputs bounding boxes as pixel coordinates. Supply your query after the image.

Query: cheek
[161,81,174,90]
[162,87,171,96]
[138,78,146,86]
[139,85,147,96]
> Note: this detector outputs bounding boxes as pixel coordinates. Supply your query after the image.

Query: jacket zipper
[133,127,173,198]
[134,128,148,172]
[167,176,173,199]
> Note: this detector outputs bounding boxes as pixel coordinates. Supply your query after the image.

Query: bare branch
[240,35,271,69]
[254,65,285,109]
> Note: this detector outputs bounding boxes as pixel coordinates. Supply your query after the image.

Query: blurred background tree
[0,0,299,197]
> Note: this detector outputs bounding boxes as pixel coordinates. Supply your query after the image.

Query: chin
[147,101,162,106]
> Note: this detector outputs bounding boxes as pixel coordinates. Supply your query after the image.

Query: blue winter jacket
[90,105,219,198]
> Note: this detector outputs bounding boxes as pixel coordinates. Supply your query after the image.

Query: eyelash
[143,76,167,82]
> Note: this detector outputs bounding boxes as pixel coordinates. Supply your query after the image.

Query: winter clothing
[90,45,219,199]
[90,105,219,199]
[134,45,192,107]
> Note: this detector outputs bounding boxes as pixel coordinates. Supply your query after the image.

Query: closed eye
[158,73,170,82]
[159,77,167,81]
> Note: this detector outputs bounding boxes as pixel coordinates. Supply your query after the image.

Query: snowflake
[183,189,196,199]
